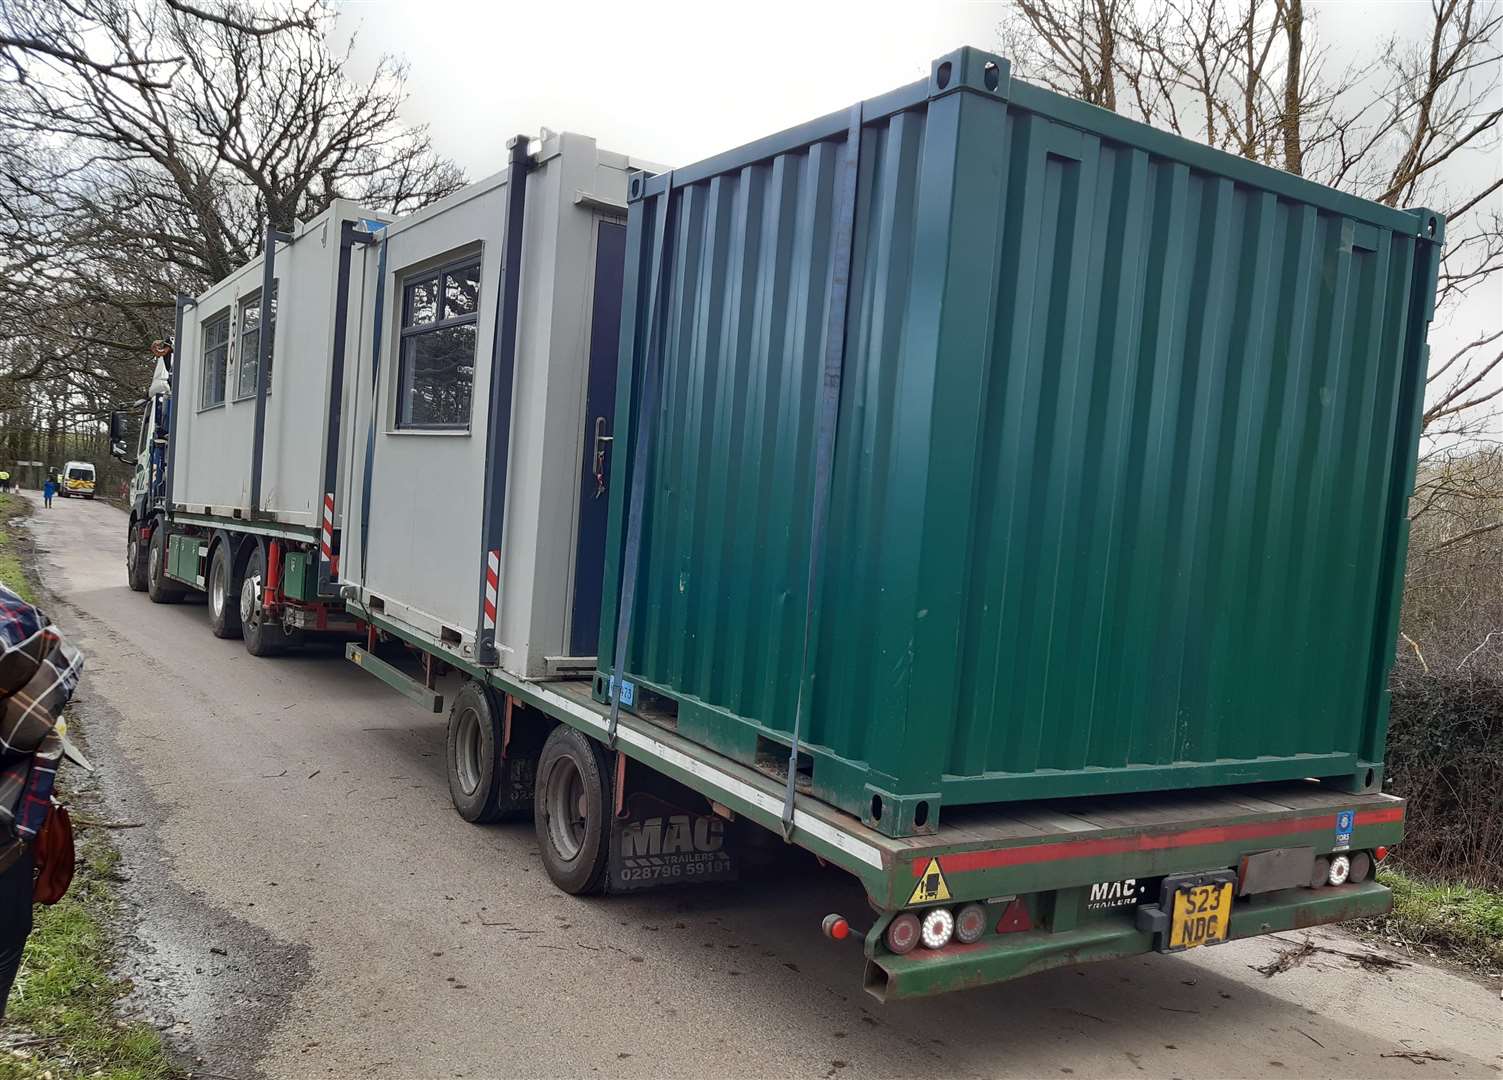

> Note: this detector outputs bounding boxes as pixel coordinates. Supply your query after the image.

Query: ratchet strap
[781,104,863,840]
[607,173,676,746]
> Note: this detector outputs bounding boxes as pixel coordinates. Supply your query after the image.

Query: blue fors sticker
[1335,809,1354,850]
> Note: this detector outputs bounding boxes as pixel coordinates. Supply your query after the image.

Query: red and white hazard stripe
[320,493,335,566]
[482,549,500,631]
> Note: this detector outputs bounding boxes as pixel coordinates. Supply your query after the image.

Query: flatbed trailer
[350,610,1406,1002]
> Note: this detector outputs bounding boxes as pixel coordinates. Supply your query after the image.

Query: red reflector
[821,914,850,941]
[885,913,921,955]
[1374,846,1388,862]
[995,899,1032,934]
[954,903,987,944]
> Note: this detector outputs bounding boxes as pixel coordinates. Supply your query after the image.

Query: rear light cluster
[1312,848,1383,888]
[885,903,990,954]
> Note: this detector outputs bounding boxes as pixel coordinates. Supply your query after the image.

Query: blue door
[569,219,627,656]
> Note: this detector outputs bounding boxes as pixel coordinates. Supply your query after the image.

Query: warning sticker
[908,857,952,905]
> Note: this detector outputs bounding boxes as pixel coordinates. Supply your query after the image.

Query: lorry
[117,49,1440,1001]
[60,460,96,499]
[113,200,388,651]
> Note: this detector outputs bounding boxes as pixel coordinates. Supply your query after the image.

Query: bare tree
[0,0,315,85]
[0,0,465,453]
[1000,0,1502,444]
[998,0,1127,110]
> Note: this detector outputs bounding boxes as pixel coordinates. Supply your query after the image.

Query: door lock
[593,416,613,498]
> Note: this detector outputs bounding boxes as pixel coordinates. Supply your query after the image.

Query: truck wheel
[240,546,292,656]
[447,681,531,824]
[207,542,243,639]
[126,521,149,592]
[534,725,613,895]
[146,526,186,604]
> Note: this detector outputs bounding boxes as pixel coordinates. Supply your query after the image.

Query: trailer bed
[530,673,1399,881]
[527,673,1403,999]
[357,610,1405,1001]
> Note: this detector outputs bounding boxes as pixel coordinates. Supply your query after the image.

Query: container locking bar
[162,292,195,511]
[318,219,382,597]
[474,135,535,666]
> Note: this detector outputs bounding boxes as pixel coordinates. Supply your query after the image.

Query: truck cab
[115,357,171,511]
[111,352,172,588]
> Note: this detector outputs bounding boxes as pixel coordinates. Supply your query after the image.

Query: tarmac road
[16,491,1501,1080]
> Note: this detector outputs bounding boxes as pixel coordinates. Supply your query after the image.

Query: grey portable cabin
[340,132,659,679]
[170,200,386,535]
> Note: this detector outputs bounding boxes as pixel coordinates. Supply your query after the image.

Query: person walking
[0,583,85,1019]
[41,479,55,508]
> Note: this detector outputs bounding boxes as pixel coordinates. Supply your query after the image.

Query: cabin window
[200,311,231,408]
[396,257,481,429]
[236,284,278,400]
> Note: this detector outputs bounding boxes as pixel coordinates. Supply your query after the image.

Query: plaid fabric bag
[0,583,84,865]
[0,591,83,761]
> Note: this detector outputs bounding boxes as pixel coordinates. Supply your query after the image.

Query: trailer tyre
[126,521,149,592]
[145,525,186,604]
[534,725,613,896]
[240,546,293,656]
[207,541,243,639]
[446,682,531,824]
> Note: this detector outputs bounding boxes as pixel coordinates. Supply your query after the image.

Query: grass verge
[0,493,36,605]
[1366,865,1503,973]
[0,492,182,1080]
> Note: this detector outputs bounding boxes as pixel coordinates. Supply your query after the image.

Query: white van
[61,460,96,499]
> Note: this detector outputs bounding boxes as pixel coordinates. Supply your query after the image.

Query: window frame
[233,283,278,402]
[394,253,483,432]
[198,308,232,411]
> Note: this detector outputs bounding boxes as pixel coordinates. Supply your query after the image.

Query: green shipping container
[596,47,1444,838]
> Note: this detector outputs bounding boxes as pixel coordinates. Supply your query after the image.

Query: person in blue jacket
[42,479,55,508]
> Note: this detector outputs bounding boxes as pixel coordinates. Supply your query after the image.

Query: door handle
[593,416,613,498]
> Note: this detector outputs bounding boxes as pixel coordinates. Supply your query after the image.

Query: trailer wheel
[240,545,294,656]
[446,682,531,824]
[534,725,613,896]
[207,541,243,639]
[145,525,186,604]
[126,520,148,592]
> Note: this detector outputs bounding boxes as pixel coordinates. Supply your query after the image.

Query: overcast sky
[333,0,1500,424]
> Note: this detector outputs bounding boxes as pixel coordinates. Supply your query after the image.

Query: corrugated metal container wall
[596,48,1444,837]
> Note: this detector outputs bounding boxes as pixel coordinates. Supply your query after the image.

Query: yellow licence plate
[1169,881,1233,949]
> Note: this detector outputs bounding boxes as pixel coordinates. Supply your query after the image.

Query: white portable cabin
[169,200,386,537]
[340,132,657,678]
